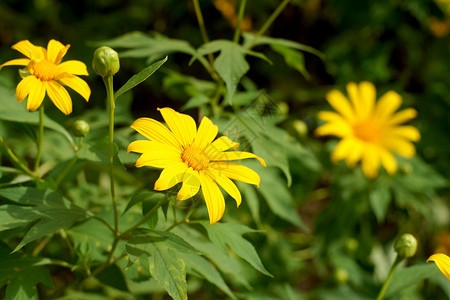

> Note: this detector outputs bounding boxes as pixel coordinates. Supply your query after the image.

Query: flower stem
[103,75,119,236]
[376,255,402,300]
[0,136,36,178]
[246,0,290,50]
[54,156,79,187]
[233,0,247,43]
[34,105,45,173]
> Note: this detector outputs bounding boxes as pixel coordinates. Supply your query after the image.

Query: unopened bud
[293,120,308,137]
[19,68,31,79]
[333,268,349,284]
[394,233,417,259]
[92,46,120,77]
[72,120,90,137]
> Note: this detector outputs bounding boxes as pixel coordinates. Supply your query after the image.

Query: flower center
[182,146,210,170]
[28,59,57,81]
[353,120,381,142]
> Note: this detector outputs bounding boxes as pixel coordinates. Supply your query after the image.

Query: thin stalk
[246,0,290,50]
[54,156,79,187]
[165,199,200,232]
[376,255,402,300]
[92,215,115,234]
[0,136,36,178]
[34,105,45,172]
[193,0,216,68]
[233,0,247,43]
[103,75,119,236]
[32,235,52,257]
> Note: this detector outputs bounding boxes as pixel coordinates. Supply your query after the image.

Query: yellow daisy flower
[0,40,90,115]
[316,81,420,178]
[427,253,450,280]
[128,107,266,224]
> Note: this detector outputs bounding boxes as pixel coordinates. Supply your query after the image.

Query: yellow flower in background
[128,107,266,224]
[316,82,420,178]
[427,253,450,280]
[0,40,90,115]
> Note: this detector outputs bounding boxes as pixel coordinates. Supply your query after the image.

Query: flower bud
[92,46,120,77]
[333,268,349,284]
[293,120,308,137]
[19,68,31,79]
[72,120,90,137]
[394,233,417,259]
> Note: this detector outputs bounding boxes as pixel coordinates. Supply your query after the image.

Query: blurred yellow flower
[427,253,450,280]
[316,82,420,178]
[128,107,266,224]
[0,40,90,115]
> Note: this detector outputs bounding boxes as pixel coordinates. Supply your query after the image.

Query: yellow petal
[326,90,355,122]
[154,162,188,191]
[374,91,402,122]
[192,116,218,149]
[344,139,364,167]
[177,168,201,200]
[135,151,182,169]
[379,147,397,175]
[208,162,261,187]
[427,253,450,281]
[315,121,352,138]
[12,40,46,60]
[47,40,69,64]
[210,151,266,167]
[331,138,355,163]
[318,111,347,123]
[158,107,197,148]
[346,82,363,118]
[26,79,46,111]
[0,58,30,70]
[199,171,225,224]
[361,145,381,179]
[46,81,72,115]
[127,140,181,156]
[387,108,417,126]
[383,138,416,158]
[56,60,89,76]
[388,126,421,142]
[130,118,182,152]
[57,75,91,101]
[359,81,376,119]
[16,75,39,103]
[204,136,239,157]
[206,168,242,207]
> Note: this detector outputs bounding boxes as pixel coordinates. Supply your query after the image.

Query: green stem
[233,0,247,43]
[34,105,45,173]
[92,215,115,234]
[193,0,216,72]
[376,255,402,300]
[0,136,36,178]
[103,75,119,237]
[54,156,79,187]
[246,0,290,50]
[165,199,200,232]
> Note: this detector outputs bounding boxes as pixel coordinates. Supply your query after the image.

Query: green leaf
[114,56,167,100]
[0,187,91,251]
[96,264,128,291]
[384,263,438,298]
[271,44,311,80]
[126,229,200,300]
[76,139,125,169]
[181,94,210,110]
[0,242,53,300]
[198,40,250,100]
[179,253,235,299]
[369,180,391,222]
[236,182,260,225]
[142,196,161,230]
[91,31,155,48]
[124,191,167,214]
[197,221,271,276]
[242,32,325,59]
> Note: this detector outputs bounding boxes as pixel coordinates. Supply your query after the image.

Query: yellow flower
[427,253,450,280]
[0,40,90,115]
[128,107,266,224]
[316,82,420,178]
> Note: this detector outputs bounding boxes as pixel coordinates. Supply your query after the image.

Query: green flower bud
[345,238,359,253]
[19,68,31,79]
[92,46,120,77]
[333,268,349,284]
[394,233,417,259]
[277,101,289,116]
[293,120,308,137]
[72,120,90,137]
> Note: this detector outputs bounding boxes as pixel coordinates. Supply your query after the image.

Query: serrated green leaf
[124,191,167,214]
[76,139,125,169]
[236,182,260,225]
[198,40,249,100]
[0,187,91,251]
[114,56,167,100]
[179,253,235,299]
[271,44,311,80]
[96,264,128,291]
[384,263,438,297]
[197,221,271,276]
[369,180,391,222]
[181,94,210,110]
[126,229,200,300]
[0,242,53,300]
[91,31,155,48]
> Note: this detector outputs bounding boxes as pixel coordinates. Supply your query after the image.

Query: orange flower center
[28,59,57,81]
[353,120,380,142]
[182,146,210,170]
